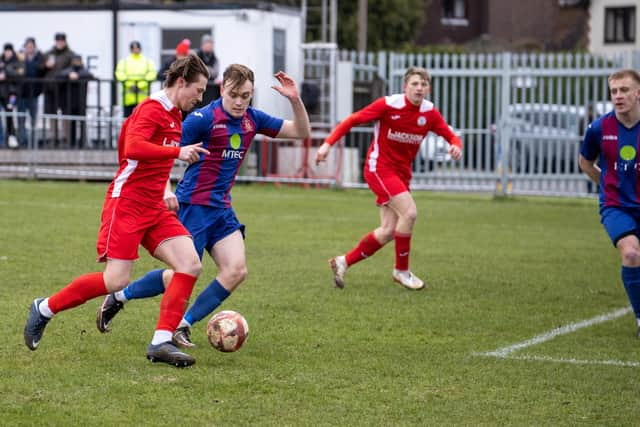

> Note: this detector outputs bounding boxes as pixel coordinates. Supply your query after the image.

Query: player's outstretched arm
[272,71,311,139]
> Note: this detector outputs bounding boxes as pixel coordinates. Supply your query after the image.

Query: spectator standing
[56,55,94,147]
[43,32,75,146]
[196,34,220,107]
[115,41,157,117]
[157,38,190,83]
[17,37,45,148]
[0,43,24,148]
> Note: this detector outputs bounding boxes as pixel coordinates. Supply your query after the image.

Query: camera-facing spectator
[56,54,94,147]
[196,34,220,107]
[17,36,46,148]
[115,40,157,117]
[0,43,24,148]
[44,32,75,145]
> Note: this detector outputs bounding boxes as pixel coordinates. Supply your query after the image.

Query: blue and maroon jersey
[581,111,640,209]
[175,98,283,208]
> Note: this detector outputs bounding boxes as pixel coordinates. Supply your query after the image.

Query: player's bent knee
[378,229,395,244]
[231,265,248,284]
[161,269,174,288]
[403,208,418,224]
[104,276,130,292]
[621,249,640,267]
[175,259,202,277]
[221,264,248,287]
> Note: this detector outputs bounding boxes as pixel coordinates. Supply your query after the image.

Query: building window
[441,0,468,26]
[160,28,211,66]
[273,28,286,74]
[604,7,636,44]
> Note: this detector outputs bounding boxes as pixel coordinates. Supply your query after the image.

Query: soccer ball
[206,310,249,352]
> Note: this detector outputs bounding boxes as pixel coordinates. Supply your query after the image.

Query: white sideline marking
[499,354,640,368]
[477,307,639,368]
[484,307,631,357]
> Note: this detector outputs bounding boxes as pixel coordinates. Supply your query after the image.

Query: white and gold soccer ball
[206,310,249,352]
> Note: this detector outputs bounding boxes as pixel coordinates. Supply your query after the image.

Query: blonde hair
[608,69,640,85]
[403,66,431,84]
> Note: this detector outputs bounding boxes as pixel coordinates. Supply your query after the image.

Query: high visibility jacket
[115,53,157,107]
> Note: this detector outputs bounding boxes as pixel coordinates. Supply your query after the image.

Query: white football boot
[392,269,425,290]
[329,255,347,289]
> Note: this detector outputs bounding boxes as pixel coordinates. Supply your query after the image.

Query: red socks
[46,271,198,332]
[343,230,413,270]
[48,272,107,313]
[394,231,411,271]
[345,232,384,266]
[156,272,197,332]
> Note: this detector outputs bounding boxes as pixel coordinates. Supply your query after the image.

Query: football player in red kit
[315,66,462,290]
[24,54,210,367]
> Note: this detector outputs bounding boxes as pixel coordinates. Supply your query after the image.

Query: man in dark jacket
[196,34,220,107]
[0,43,24,148]
[17,37,45,147]
[43,32,75,146]
[56,55,93,147]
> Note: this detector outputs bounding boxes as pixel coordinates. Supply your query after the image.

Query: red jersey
[325,94,461,180]
[106,91,182,207]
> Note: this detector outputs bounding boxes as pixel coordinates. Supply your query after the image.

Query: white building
[589,0,639,60]
[0,4,304,118]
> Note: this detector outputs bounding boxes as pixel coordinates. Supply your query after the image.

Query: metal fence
[302,48,640,196]
[2,50,639,197]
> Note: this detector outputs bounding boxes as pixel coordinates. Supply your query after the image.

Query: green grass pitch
[1,180,639,425]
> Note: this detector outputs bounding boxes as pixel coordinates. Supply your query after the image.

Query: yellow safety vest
[115,53,157,106]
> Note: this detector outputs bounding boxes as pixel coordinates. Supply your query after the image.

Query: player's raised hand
[271,71,299,99]
[179,142,209,164]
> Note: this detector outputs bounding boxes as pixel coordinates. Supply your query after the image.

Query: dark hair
[222,64,255,92]
[163,53,209,88]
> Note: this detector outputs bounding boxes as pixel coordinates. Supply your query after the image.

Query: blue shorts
[601,206,640,247]
[178,203,245,259]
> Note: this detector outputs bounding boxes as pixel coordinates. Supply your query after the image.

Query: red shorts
[96,197,190,262]
[364,169,410,206]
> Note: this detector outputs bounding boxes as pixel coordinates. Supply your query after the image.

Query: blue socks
[123,269,166,300]
[621,266,640,321]
[121,271,232,327]
[184,279,230,325]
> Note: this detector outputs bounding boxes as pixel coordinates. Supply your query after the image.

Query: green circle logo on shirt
[620,146,636,161]
[230,133,242,150]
